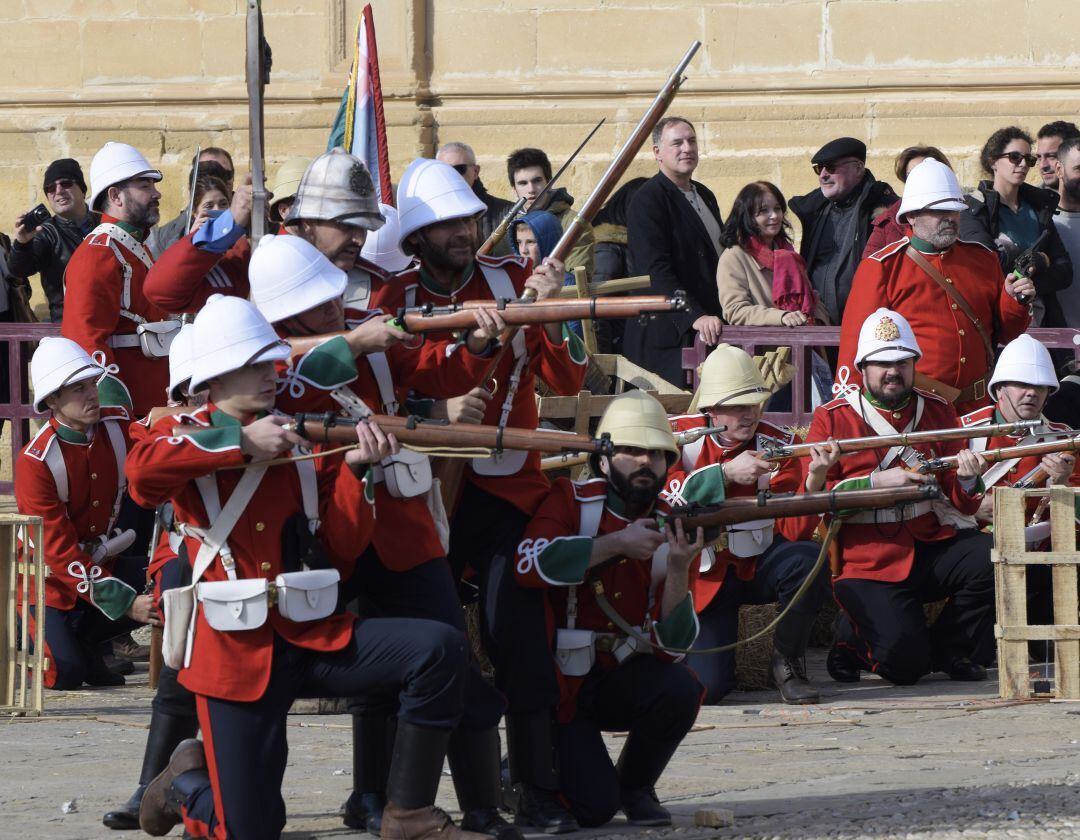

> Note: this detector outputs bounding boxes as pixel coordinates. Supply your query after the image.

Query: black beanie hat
[43,158,87,194]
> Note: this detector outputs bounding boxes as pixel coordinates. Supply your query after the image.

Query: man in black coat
[789,137,898,326]
[625,117,723,388]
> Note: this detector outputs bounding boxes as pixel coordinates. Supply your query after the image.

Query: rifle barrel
[289,413,613,456]
[668,484,941,530]
[398,294,685,334]
[763,420,1043,461]
[918,434,1080,474]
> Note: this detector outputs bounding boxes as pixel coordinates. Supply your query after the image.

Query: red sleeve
[314,452,375,575]
[771,438,817,540]
[144,234,251,314]
[61,243,123,365]
[530,326,588,396]
[836,259,889,392]
[387,338,492,399]
[15,453,96,605]
[125,420,247,509]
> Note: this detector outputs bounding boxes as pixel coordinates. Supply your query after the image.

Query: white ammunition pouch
[197,578,270,632]
[375,447,433,499]
[724,518,774,558]
[275,568,340,622]
[136,319,184,358]
[554,628,596,677]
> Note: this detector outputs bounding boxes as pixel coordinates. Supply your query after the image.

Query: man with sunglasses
[10,158,100,322]
[789,137,898,326]
[437,142,515,257]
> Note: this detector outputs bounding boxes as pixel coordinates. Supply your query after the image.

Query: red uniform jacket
[275,329,490,570]
[515,477,700,720]
[144,231,251,314]
[837,238,1030,415]
[15,409,137,618]
[806,389,984,582]
[663,416,817,610]
[960,404,1080,529]
[61,215,170,415]
[381,255,588,515]
[125,404,375,702]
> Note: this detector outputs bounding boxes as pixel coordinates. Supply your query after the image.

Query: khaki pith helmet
[592,391,678,472]
[690,344,771,412]
[269,156,312,214]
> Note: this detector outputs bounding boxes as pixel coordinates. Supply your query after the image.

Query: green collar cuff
[419,263,475,297]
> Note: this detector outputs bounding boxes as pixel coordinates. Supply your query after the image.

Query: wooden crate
[993,487,1080,700]
[0,513,45,715]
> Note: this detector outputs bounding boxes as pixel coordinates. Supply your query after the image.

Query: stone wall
[2,0,1077,307]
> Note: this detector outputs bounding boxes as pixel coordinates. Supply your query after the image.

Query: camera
[21,203,51,230]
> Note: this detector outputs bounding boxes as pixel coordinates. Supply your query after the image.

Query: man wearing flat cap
[789,137,898,325]
[837,159,1032,417]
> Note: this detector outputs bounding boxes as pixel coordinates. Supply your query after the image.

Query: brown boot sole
[139,738,206,836]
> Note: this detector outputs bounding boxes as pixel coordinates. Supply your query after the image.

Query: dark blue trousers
[686,536,827,704]
[182,620,468,839]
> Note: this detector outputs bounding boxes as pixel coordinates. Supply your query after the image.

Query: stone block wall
[1,0,1077,308]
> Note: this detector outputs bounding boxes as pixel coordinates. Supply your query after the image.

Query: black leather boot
[382,721,488,840]
[504,712,578,834]
[341,712,395,834]
[615,732,681,827]
[103,710,199,829]
[826,643,862,683]
[448,727,524,840]
[771,616,820,704]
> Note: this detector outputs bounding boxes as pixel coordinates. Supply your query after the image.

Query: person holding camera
[959,126,1073,328]
[9,158,99,323]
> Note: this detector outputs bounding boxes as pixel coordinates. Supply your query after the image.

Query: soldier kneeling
[514,392,704,829]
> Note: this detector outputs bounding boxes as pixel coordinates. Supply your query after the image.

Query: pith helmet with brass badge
[589,390,679,475]
[854,307,921,369]
[689,343,772,413]
[284,149,385,231]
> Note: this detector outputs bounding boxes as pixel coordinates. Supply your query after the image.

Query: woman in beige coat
[716,181,831,410]
[717,181,829,327]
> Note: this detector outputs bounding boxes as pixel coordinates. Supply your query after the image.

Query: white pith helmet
[188,295,290,393]
[396,157,485,255]
[248,234,347,324]
[88,141,162,211]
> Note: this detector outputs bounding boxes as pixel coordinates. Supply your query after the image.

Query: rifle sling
[905,246,995,363]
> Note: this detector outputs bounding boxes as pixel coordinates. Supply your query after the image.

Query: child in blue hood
[511,210,582,336]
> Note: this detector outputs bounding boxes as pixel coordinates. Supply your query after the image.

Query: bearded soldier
[837,159,1032,416]
[514,391,704,829]
[62,142,178,416]
[665,344,829,705]
[383,158,588,833]
[807,308,994,686]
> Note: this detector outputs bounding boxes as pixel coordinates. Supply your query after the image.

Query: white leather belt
[107,334,141,348]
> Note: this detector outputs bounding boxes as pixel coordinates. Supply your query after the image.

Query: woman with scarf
[717,182,831,410]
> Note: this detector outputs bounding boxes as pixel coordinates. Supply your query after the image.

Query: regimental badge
[350,164,374,198]
[874,316,901,341]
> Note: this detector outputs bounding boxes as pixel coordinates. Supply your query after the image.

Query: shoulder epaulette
[820,395,851,411]
[868,237,910,262]
[100,405,132,423]
[756,420,794,446]
[955,238,994,253]
[1045,418,1072,434]
[668,413,706,432]
[477,253,529,270]
[23,423,58,462]
[571,476,607,502]
[959,405,995,427]
[912,387,949,406]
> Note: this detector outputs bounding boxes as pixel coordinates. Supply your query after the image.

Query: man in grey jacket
[10,158,99,322]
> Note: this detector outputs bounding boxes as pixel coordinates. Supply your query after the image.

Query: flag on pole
[328,3,393,205]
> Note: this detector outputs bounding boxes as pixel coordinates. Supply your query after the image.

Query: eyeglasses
[45,178,76,194]
[997,151,1037,167]
[812,159,861,176]
[451,163,474,176]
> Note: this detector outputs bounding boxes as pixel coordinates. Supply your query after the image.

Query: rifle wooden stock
[761,419,1043,462]
[666,484,942,531]
[398,293,686,334]
[918,434,1080,474]
[549,41,700,265]
[287,413,613,456]
[477,197,527,256]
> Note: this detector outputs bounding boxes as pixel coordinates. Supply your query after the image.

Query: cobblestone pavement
[2,650,1078,839]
